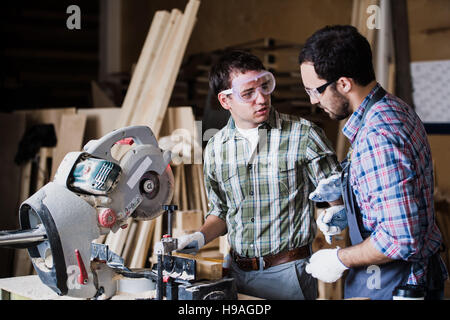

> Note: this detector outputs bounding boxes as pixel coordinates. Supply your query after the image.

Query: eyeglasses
[304,80,335,100]
[220,71,276,103]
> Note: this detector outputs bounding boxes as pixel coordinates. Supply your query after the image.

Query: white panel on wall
[411,60,450,123]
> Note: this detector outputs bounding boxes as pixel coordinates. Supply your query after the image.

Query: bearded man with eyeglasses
[299,25,448,300]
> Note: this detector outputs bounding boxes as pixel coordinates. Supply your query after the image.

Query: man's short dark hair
[209,50,266,95]
[298,25,376,86]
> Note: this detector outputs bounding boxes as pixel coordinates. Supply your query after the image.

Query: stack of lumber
[8,0,205,275]
[100,0,203,269]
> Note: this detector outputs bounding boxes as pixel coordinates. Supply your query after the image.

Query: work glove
[309,173,342,202]
[309,174,348,243]
[176,231,205,254]
[316,205,347,244]
[305,248,349,283]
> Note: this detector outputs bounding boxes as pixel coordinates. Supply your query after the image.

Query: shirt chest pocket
[267,157,299,198]
[219,165,244,208]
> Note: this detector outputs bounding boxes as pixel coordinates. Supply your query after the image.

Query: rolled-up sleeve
[356,128,420,260]
[203,141,228,222]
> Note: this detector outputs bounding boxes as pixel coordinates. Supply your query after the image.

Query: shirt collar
[342,83,380,145]
[222,106,281,143]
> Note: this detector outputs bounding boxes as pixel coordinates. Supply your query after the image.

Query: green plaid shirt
[203,107,341,257]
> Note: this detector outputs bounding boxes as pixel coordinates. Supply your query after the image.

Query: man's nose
[308,93,320,105]
[255,89,268,104]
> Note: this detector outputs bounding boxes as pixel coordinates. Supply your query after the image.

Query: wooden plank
[116,10,171,129]
[179,165,188,211]
[122,221,138,262]
[219,235,230,257]
[148,215,164,266]
[195,164,208,215]
[14,108,77,140]
[200,237,220,251]
[111,10,178,164]
[92,235,106,244]
[173,252,222,280]
[108,217,133,256]
[50,113,87,179]
[77,107,121,143]
[120,0,200,270]
[129,219,156,268]
[175,210,203,232]
[172,165,181,207]
[129,9,183,133]
[130,0,200,137]
[159,106,197,137]
[184,165,197,209]
[190,165,202,210]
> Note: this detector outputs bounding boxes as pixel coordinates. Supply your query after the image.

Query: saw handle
[83,125,159,163]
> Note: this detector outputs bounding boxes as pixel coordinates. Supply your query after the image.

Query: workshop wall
[408,0,450,62]
[119,0,354,73]
[120,0,450,73]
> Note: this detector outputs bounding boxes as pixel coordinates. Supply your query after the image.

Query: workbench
[0,275,262,300]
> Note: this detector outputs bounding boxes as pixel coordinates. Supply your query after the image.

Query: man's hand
[176,231,205,254]
[317,205,348,244]
[305,248,349,283]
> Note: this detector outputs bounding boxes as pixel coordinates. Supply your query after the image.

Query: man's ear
[337,77,353,94]
[218,93,231,110]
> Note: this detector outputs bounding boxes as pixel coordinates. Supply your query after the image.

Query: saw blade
[132,165,174,220]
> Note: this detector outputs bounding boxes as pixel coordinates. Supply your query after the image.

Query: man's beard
[321,89,351,121]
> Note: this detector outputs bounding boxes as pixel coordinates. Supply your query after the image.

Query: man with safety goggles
[173,50,342,300]
[220,70,276,103]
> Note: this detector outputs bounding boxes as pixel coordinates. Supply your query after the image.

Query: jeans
[228,256,317,300]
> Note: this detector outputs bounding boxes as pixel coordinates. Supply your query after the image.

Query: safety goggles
[220,71,276,103]
[304,80,335,100]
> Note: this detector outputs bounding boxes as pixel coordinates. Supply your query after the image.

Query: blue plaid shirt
[343,83,448,285]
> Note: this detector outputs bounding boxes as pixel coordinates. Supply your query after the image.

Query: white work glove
[317,205,347,244]
[176,231,205,254]
[309,174,342,202]
[305,248,349,283]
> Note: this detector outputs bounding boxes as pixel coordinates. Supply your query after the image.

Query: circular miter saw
[0,126,174,298]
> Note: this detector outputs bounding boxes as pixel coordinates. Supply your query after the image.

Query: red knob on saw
[98,208,117,228]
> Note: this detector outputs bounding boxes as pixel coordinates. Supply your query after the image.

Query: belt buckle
[234,255,250,271]
[235,255,258,271]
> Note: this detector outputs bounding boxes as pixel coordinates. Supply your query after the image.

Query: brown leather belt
[230,245,311,271]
